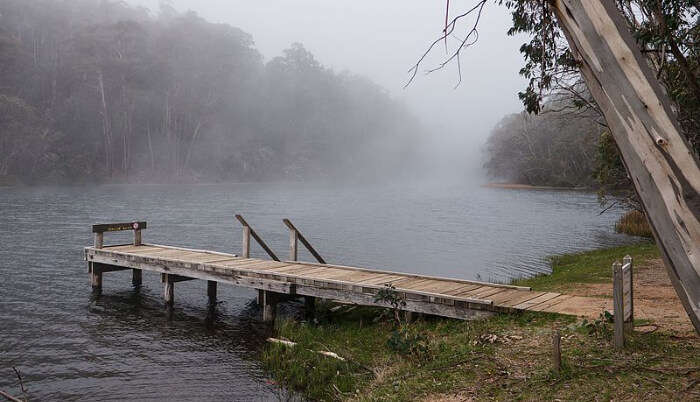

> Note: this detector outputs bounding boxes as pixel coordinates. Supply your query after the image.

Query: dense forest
[0,0,423,184]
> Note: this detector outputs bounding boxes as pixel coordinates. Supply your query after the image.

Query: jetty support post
[261,290,278,322]
[90,263,102,290]
[163,274,175,305]
[207,280,217,305]
[161,274,196,305]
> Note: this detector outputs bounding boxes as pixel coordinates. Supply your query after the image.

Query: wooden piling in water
[132,269,142,286]
[164,274,174,305]
[207,280,217,303]
[261,290,277,322]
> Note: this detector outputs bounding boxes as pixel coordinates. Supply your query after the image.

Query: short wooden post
[132,269,142,287]
[552,330,561,373]
[133,229,142,246]
[612,261,624,349]
[94,233,104,249]
[207,280,217,304]
[261,290,277,322]
[623,255,634,332]
[242,226,251,258]
[164,274,174,305]
[289,228,298,261]
[90,262,102,290]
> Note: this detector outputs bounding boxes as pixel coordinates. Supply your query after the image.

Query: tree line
[484,1,698,192]
[0,0,423,184]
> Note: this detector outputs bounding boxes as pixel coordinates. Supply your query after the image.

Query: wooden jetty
[84,218,612,322]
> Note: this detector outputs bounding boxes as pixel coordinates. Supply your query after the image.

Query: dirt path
[565,257,694,336]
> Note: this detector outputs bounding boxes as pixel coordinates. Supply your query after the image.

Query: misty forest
[0,0,423,184]
[2,0,700,400]
[484,1,699,192]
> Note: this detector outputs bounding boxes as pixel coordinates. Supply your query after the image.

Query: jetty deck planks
[85,243,613,320]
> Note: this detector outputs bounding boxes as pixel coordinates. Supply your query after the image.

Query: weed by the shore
[615,210,653,238]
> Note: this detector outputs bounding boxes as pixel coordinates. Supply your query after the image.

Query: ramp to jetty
[84,219,612,321]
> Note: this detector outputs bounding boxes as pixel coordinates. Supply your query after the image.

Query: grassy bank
[511,242,659,292]
[261,243,698,401]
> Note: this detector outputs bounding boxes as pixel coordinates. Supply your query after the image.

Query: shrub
[615,210,653,238]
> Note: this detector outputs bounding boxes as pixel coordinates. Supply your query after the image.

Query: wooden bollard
[552,330,561,373]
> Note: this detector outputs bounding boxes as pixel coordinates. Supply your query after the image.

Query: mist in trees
[0,0,424,184]
[483,104,602,187]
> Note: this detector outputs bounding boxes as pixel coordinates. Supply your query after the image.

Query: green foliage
[386,326,428,358]
[261,301,697,401]
[569,312,614,337]
[374,284,408,326]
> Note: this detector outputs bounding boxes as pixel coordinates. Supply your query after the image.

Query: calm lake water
[0,181,639,400]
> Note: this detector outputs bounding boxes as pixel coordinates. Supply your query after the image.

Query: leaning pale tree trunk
[548,0,700,333]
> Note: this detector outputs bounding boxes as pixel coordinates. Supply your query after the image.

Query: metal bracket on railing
[235,214,280,261]
[283,218,326,264]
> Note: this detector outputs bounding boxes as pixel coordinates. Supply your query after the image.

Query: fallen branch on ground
[267,337,345,360]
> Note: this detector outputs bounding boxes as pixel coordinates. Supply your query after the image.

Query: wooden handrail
[91,221,146,249]
[282,218,326,264]
[235,214,279,261]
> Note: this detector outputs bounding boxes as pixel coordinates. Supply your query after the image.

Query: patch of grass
[615,210,654,238]
[260,244,698,401]
[262,306,697,401]
[512,242,659,292]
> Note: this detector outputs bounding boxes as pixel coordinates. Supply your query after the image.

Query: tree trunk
[549,0,700,333]
[97,70,112,175]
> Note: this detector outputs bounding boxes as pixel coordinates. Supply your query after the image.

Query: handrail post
[94,232,103,249]
[133,221,143,246]
[235,214,279,261]
[242,226,251,258]
[289,228,298,261]
[282,218,326,264]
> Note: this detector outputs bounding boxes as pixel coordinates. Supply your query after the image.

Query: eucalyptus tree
[413,0,700,331]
